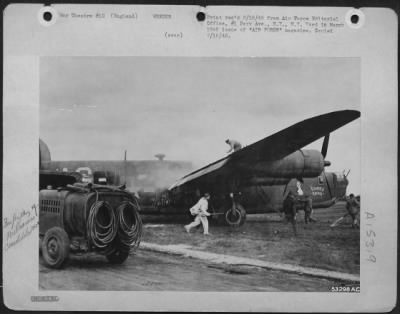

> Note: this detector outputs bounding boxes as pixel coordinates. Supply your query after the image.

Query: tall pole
[124,150,127,185]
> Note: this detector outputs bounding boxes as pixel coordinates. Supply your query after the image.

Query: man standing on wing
[184,193,211,235]
[225,139,242,153]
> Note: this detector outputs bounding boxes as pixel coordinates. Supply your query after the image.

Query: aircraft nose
[324,160,331,167]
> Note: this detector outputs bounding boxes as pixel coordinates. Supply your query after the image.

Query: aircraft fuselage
[40,140,348,217]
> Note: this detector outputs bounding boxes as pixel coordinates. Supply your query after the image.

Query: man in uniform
[282,191,298,236]
[347,194,360,228]
[225,139,242,153]
[295,180,316,223]
[330,194,360,228]
[184,193,211,235]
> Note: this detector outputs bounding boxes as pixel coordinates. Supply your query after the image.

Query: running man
[184,193,211,235]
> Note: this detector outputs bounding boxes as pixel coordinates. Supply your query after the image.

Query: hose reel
[86,198,142,252]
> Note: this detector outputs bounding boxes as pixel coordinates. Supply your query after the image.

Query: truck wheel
[39,237,43,256]
[106,249,130,264]
[225,205,246,227]
[42,227,70,269]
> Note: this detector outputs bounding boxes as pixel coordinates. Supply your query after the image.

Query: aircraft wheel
[42,227,70,269]
[225,205,246,227]
[39,236,43,256]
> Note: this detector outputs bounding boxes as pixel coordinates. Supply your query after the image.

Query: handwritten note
[365,211,376,263]
[3,204,38,251]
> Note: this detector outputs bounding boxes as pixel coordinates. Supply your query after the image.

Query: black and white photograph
[38,56,361,292]
[2,4,397,312]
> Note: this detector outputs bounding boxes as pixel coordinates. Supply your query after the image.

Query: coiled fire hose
[115,201,142,252]
[87,200,117,249]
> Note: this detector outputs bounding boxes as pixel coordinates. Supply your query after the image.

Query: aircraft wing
[169,110,360,190]
[169,157,229,190]
[231,110,360,163]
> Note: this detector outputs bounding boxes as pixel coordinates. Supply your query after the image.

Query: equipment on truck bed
[39,171,142,268]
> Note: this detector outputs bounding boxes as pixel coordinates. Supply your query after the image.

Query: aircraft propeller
[321,134,331,167]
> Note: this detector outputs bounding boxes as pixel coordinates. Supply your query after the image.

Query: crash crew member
[282,191,298,236]
[184,193,211,235]
[225,139,242,153]
[296,180,316,223]
[346,194,360,228]
[330,194,360,228]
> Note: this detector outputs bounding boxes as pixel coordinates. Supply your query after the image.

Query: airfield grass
[142,202,360,275]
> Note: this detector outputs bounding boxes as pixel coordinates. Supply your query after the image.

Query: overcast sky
[40,57,360,193]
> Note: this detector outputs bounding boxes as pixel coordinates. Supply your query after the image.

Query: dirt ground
[142,202,360,275]
[39,202,359,291]
[40,250,343,291]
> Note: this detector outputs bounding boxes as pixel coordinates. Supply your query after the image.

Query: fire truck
[39,170,142,268]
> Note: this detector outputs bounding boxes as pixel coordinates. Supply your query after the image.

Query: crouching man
[184,193,211,235]
[330,194,360,228]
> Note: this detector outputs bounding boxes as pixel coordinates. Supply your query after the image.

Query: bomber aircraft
[164,110,360,225]
[40,110,360,226]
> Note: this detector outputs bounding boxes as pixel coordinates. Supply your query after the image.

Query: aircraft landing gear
[223,193,246,227]
[225,204,246,227]
[210,188,246,227]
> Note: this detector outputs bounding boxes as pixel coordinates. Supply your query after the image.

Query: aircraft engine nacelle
[249,149,324,180]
